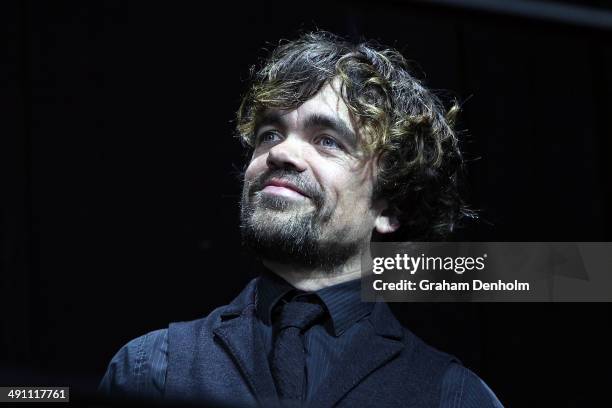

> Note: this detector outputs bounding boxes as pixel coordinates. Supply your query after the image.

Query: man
[99,31,502,407]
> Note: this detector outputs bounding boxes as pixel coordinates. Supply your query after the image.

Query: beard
[239,169,360,271]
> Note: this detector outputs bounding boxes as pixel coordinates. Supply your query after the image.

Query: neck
[263,251,367,292]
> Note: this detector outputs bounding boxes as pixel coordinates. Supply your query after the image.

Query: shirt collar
[256,270,296,326]
[316,278,374,336]
[256,270,374,336]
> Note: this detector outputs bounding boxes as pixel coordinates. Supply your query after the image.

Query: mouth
[261,178,309,199]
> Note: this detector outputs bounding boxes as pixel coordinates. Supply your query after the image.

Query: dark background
[2,0,612,406]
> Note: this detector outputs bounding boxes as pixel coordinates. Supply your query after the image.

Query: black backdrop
[3,1,612,406]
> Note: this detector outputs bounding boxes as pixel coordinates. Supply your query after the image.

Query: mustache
[248,169,323,204]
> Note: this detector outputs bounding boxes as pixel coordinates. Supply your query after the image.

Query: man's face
[240,80,388,270]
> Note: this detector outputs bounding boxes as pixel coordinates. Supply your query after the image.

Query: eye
[316,135,341,150]
[256,130,282,145]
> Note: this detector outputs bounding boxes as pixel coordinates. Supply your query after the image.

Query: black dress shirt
[255,271,375,401]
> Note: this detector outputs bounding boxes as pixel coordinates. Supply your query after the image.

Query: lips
[262,178,309,198]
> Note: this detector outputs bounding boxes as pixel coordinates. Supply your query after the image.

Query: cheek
[328,173,374,215]
[334,169,377,221]
[314,157,368,200]
[244,155,266,181]
[341,184,372,215]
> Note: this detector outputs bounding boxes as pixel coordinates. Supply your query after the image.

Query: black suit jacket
[100,278,503,407]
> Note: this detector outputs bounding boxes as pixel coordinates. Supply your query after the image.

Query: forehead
[296,79,351,122]
[265,79,355,134]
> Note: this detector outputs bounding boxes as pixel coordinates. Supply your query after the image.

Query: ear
[374,201,401,235]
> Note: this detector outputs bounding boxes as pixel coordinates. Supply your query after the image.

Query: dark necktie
[271,299,325,406]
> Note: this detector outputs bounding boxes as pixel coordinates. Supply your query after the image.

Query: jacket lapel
[212,281,281,408]
[308,302,406,408]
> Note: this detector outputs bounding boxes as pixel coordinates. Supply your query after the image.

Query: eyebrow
[303,114,357,147]
[253,111,285,135]
[254,111,357,147]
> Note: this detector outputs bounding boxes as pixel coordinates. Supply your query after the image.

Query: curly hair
[236,31,475,241]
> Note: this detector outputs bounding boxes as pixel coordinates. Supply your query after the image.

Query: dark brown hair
[236,31,475,240]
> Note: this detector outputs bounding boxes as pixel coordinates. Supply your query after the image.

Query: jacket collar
[213,277,406,408]
[308,301,405,407]
[213,278,281,408]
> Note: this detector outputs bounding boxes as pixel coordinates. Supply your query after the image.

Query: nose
[265,137,307,172]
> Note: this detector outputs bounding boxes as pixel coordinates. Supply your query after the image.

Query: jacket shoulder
[98,303,231,400]
[440,363,504,408]
[398,327,503,408]
[98,328,168,398]
[99,279,258,400]
[168,278,258,337]
[400,325,461,367]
